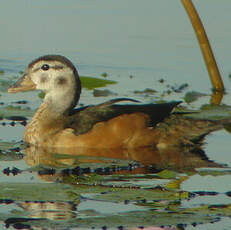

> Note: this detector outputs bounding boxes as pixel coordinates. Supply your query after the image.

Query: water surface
[0,1,231,229]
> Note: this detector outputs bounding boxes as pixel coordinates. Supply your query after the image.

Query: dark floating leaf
[200,103,230,110]
[12,100,28,105]
[129,74,134,79]
[101,72,108,78]
[223,122,231,133]
[5,217,44,229]
[0,199,14,204]
[2,167,22,176]
[195,191,219,196]
[158,78,165,83]
[12,167,22,176]
[134,88,158,95]
[0,141,23,152]
[225,191,231,197]
[2,167,11,176]
[38,168,56,176]
[20,120,27,126]
[171,83,189,93]
[184,104,231,120]
[5,116,27,121]
[208,204,229,209]
[184,91,207,103]
[93,89,117,97]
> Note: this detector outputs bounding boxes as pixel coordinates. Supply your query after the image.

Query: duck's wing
[67,98,181,135]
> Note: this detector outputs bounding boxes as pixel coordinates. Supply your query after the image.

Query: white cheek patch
[30,64,73,91]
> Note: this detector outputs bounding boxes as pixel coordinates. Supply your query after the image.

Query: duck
[8,55,183,148]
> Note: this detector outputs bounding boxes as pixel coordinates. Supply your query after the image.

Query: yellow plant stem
[210,91,224,105]
[181,0,224,92]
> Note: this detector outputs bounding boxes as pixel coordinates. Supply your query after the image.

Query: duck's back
[68,100,181,135]
[50,101,181,149]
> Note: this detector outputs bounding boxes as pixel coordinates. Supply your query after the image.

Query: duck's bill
[8,74,36,93]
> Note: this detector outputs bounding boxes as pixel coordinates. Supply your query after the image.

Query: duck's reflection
[18,201,77,220]
[6,121,226,229]
[24,137,221,181]
[12,116,225,229]
[23,114,227,180]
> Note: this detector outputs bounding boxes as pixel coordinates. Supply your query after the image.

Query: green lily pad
[80,76,117,90]
[38,76,117,99]
[0,183,74,201]
[89,186,190,203]
[197,168,231,177]
[157,169,178,179]
[38,91,45,99]
[0,106,34,119]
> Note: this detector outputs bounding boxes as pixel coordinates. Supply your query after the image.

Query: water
[0,1,231,229]
[1,0,231,92]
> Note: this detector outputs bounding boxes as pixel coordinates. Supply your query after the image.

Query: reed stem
[181,0,224,92]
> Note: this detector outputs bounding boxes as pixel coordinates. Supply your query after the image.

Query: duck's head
[8,55,82,113]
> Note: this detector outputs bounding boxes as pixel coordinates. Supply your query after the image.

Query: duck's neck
[24,103,64,144]
[43,86,79,116]
[24,89,79,145]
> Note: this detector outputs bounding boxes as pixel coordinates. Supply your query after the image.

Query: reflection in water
[210,91,224,105]
[24,143,219,180]
[18,201,77,220]
[4,116,229,229]
[129,227,176,230]
[23,115,227,182]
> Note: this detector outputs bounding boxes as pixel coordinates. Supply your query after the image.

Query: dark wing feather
[67,98,181,135]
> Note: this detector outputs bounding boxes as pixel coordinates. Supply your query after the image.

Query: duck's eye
[41,64,50,71]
